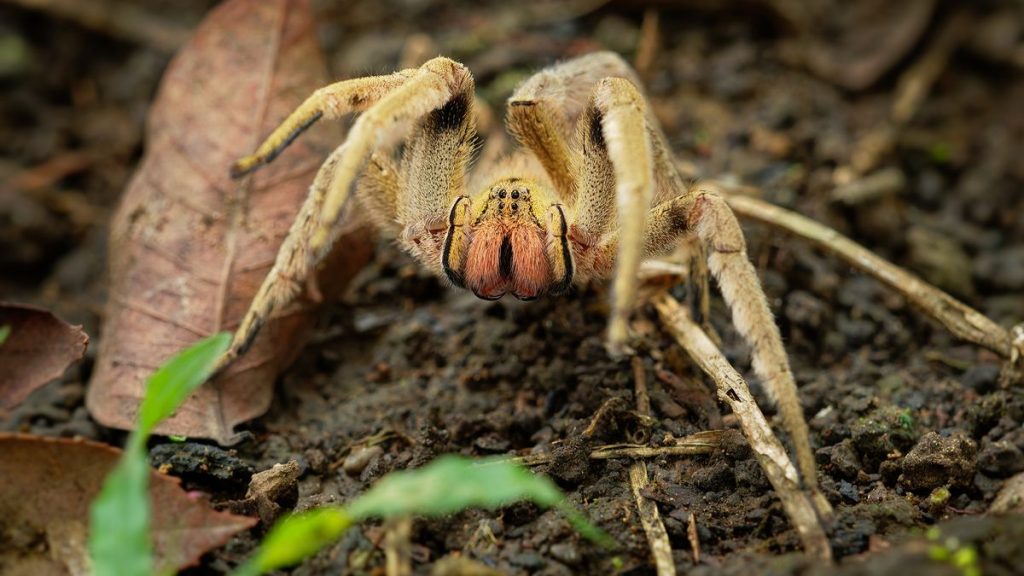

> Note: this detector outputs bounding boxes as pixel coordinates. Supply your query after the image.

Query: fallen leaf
[87,0,374,444]
[0,303,88,415]
[0,433,257,575]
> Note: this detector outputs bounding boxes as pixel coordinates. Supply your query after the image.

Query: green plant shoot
[88,332,231,576]
[0,325,10,346]
[237,455,614,576]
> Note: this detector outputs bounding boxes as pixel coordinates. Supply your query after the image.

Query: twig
[848,12,973,175]
[687,513,701,564]
[630,463,676,576]
[4,0,194,52]
[582,396,626,439]
[632,357,652,417]
[828,166,906,205]
[634,9,660,81]
[654,294,832,561]
[629,356,677,576]
[725,194,1016,362]
[384,517,412,576]
[507,432,725,467]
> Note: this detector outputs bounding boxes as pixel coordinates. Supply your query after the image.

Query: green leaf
[0,324,9,346]
[88,332,231,575]
[347,455,564,519]
[137,332,231,437]
[236,508,353,576]
[88,445,152,576]
[237,455,614,575]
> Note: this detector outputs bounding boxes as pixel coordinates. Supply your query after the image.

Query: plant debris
[0,303,87,416]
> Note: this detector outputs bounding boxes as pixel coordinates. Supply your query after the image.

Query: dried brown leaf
[0,303,88,415]
[0,433,257,575]
[87,0,373,444]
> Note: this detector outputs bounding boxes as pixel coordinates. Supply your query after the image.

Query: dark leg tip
[229,160,258,180]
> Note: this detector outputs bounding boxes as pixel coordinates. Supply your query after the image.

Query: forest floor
[2,1,1024,574]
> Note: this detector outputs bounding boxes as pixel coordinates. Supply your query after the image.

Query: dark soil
[3,1,1023,574]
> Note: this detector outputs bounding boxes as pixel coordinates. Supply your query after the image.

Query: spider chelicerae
[222,51,820,497]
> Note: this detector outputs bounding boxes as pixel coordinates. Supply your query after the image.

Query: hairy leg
[581,78,656,353]
[507,51,642,202]
[589,183,825,512]
[219,57,475,369]
[354,153,403,237]
[627,185,824,508]
[398,75,478,278]
[230,72,416,178]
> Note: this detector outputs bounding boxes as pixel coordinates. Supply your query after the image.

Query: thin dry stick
[687,513,701,564]
[634,8,660,81]
[629,356,677,576]
[654,294,832,561]
[510,433,724,467]
[726,194,1016,361]
[849,12,972,175]
[582,396,627,438]
[384,517,412,576]
[5,0,193,51]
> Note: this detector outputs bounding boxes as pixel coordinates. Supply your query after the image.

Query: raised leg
[218,57,476,370]
[507,51,642,202]
[230,71,417,178]
[584,78,655,353]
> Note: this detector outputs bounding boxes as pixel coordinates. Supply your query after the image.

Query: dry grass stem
[653,294,832,561]
[582,396,627,439]
[509,434,723,467]
[629,356,677,576]
[848,12,972,175]
[385,517,412,576]
[634,9,660,80]
[829,166,906,205]
[5,0,192,51]
[687,513,701,564]
[726,194,1017,364]
[629,462,677,576]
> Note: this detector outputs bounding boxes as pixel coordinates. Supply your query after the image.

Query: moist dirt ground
[3,1,1024,574]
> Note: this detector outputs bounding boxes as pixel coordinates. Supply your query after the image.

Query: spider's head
[443,179,572,301]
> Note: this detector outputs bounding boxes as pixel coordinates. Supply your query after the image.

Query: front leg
[220,57,475,370]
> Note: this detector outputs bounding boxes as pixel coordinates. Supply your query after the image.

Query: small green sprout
[236,455,614,576]
[926,526,981,576]
[88,332,231,576]
[898,408,914,431]
[0,324,10,346]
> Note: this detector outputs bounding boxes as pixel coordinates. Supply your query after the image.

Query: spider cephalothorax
[219,51,821,499]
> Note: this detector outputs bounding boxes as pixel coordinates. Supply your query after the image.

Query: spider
[223,51,820,499]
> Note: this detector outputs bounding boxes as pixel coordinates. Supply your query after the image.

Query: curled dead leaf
[87,0,374,444]
[0,433,257,575]
[0,303,88,416]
